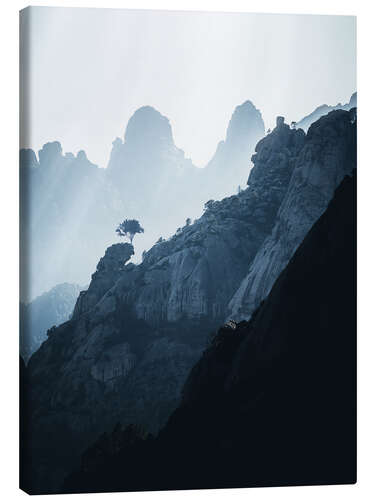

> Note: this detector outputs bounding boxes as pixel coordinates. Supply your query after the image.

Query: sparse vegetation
[116,219,144,244]
[204,200,215,211]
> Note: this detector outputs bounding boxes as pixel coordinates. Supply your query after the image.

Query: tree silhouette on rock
[116,219,144,244]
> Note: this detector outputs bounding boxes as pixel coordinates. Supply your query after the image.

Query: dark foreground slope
[64,173,356,493]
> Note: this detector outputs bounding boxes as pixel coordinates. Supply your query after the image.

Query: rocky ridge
[229,108,357,320]
[296,92,357,131]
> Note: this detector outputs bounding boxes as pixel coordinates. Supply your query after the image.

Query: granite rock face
[81,116,303,327]
[229,109,357,320]
[72,243,134,318]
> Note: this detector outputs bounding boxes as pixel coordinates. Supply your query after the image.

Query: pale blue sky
[21,7,356,167]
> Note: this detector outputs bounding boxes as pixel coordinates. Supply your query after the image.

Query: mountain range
[21,93,355,302]
[296,92,357,131]
[21,103,356,494]
[20,100,265,302]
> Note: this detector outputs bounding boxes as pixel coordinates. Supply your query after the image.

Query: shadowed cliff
[229,108,356,320]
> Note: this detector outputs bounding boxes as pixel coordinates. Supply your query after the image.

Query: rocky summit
[107,106,195,191]
[204,100,265,199]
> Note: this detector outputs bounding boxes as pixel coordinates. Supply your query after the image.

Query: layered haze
[21,7,355,167]
[20,7,356,302]
[19,9,356,493]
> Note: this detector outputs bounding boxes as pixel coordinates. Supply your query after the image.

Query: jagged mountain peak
[38,141,63,165]
[349,91,357,108]
[225,100,264,145]
[76,150,87,161]
[203,99,265,199]
[34,141,96,169]
[20,148,39,169]
[124,105,174,147]
[247,118,305,187]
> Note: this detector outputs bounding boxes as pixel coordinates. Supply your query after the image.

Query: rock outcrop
[229,109,356,320]
[72,243,134,318]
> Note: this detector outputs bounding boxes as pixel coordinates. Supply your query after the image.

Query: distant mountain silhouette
[20,283,83,362]
[203,100,265,198]
[296,92,356,131]
[20,101,264,301]
[20,142,122,302]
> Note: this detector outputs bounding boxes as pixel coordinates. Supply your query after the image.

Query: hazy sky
[21,7,356,167]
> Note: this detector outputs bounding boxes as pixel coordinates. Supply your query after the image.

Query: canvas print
[19,7,357,494]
